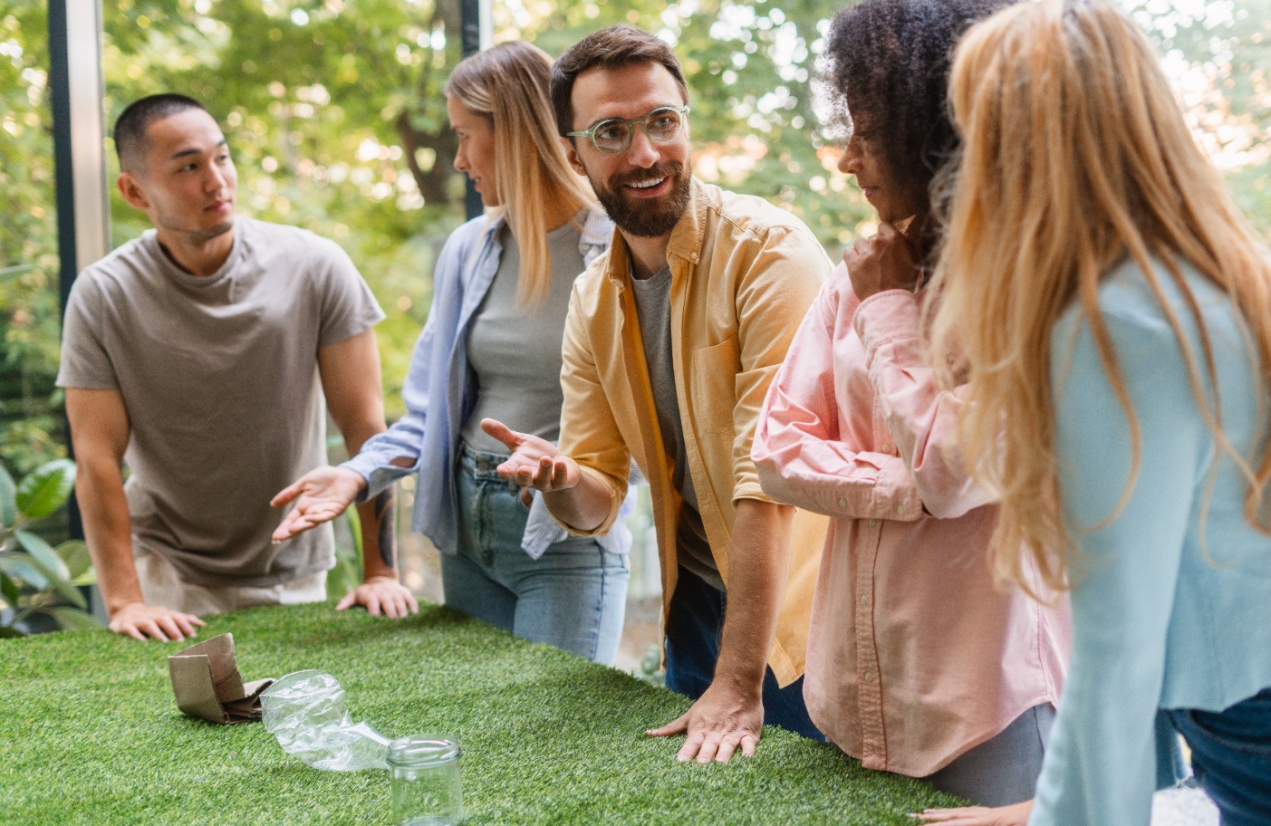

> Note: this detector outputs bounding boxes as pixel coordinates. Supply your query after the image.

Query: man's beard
[591,161,692,239]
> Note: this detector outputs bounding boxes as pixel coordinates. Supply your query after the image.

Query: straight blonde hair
[445,42,598,308]
[928,0,1271,595]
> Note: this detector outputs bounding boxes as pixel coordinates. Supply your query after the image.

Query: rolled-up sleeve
[731,225,831,504]
[854,289,994,518]
[753,277,924,521]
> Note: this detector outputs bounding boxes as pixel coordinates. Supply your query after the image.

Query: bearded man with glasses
[480,25,832,763]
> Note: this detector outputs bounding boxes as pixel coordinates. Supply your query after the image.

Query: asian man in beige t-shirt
[57,94,417,641]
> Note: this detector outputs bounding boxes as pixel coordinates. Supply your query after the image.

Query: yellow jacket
[558,178,831,686]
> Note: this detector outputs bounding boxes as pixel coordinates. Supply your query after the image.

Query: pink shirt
[753,264,1069,777]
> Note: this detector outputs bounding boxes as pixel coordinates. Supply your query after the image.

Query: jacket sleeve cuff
[550,466,625,537]
[874,454,926,521]
[853,290,921,361]
[342,452,417,503]
[732,481,776,506]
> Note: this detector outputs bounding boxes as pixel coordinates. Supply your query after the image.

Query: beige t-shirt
[56,218,385,587]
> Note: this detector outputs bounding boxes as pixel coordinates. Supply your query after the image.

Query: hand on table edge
[270,465,368,542]
[335,574,419,618]
[108,600,206,642]
[645,677,765,764]
[912,799,1033,826]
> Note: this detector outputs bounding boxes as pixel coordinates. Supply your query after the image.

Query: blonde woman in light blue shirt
[918,1,1271,825]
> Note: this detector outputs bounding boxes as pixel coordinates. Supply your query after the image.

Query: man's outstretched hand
[480,418,582,493]
[271,466,367,541]
[109,601,206,642]
[336,575,419,618]
[646,680,765,764]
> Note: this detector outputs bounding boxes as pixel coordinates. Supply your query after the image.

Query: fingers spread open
[140,619,170,642]
[677,730,706,763]
[714,736,739,764]
[157,615,186,641]
[174,614,200,638]
[480,418,520,450]
[122,623,149,642]
[551,459,571,489]
[645,713,690,738]
[694,733,721,764]
[270,481,304,508]
[532,457,554,488]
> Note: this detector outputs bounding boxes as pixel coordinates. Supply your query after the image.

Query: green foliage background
[0,0,1267,523]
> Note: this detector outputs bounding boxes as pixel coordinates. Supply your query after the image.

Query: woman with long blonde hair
[926,0,1271,822]
[273,42,633,664]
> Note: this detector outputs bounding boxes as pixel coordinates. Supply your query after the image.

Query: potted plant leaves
[0,458,99,636]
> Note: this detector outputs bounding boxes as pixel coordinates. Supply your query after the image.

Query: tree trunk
[395,0,463,207]
[396,110,458,207]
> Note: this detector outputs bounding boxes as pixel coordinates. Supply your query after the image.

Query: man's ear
[560,136,587,177]
[117,172,150,212]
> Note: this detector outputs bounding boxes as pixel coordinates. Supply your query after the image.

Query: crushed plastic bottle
[260,670,391,771]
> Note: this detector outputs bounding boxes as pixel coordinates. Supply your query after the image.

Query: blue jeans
[664,565,824,740]
[443,445,629,665]
[1168,687,1271,826]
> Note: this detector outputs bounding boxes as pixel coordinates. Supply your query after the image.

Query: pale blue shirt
[1030,257,1271,826]
[343,209,634,560]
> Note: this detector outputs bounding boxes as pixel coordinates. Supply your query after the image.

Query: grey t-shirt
[629,264,724,591]
[461,217,588,454]
[56,217,385,587]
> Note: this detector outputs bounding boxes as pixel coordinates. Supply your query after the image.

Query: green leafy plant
[0,458,99,637]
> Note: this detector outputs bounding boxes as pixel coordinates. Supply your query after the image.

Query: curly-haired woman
[752,0,1071,809]
[921,1,1271,823]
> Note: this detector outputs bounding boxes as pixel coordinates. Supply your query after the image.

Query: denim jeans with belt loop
[442,443,630,665]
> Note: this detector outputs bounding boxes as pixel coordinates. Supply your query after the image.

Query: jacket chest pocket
[691,337,739,435]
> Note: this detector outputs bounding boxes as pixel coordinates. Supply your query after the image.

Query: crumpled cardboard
[168,633,274,725]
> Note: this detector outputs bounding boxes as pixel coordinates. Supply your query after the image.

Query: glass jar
[387,735,463,826]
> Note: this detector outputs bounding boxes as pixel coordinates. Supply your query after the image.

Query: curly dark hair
[822,0,1014,204]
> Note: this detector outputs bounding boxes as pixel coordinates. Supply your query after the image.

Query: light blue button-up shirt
[343,209,633,559]
[1030,257,1271,826]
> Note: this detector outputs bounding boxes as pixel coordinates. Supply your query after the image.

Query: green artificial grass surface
[0,602,962,825]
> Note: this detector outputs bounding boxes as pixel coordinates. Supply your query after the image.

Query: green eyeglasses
[567,106,690,156]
